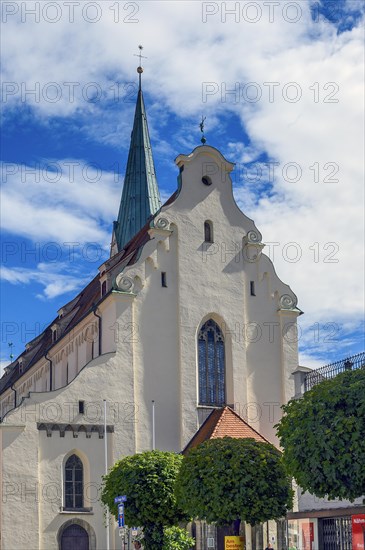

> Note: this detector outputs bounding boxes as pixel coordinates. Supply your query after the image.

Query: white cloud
[1,160,121,246]
[1,264,90,299]
[297,353,325,370]
[1,1,364,363]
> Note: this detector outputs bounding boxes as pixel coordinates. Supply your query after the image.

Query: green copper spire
[113,53,161,253]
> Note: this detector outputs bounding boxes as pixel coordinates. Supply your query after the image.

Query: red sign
[352,514,365,550]
[302,522,314,550]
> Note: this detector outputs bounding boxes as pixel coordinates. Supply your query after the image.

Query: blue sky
[1,0,364,372]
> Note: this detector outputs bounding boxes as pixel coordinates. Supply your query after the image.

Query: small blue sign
[118,503,125,528]
[114,495,127,503]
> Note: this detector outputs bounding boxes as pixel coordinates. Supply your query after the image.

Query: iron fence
[304,351,365,392]
[320,517,352,550]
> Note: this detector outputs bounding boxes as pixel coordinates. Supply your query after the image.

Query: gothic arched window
[198,319,226,406]
[65,454,83,509]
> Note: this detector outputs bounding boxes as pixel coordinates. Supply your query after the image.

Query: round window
[202,176,212,186]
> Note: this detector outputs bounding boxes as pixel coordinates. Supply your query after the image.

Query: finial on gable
[8,342,14,361]
[134,44,147,90]
[199,116,207,144]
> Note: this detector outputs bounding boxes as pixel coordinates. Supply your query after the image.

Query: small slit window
[101,281,107,296]
[250,281,256,296]
[161,272,167,288]
[204,221,213,243]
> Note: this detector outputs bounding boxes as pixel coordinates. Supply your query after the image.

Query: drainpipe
[92,306,102,356]
[46,352,53,391]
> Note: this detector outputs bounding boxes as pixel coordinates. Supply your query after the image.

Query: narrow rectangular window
[161,272,167,288]
[250,281,256,296]
[78,400,85,414]
[204,221,213,243]
[101,280,107,296]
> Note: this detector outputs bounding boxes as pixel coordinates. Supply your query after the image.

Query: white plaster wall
[0,351,135,550]
[68,348,77,382]
[131,229,181,452]
[38,431,109,550]
[1,424,40,550]
[105,146,299,448]
[153,146,297,446]
[98,298,117,354]
[1,145,300,549]
[298,489,364,512]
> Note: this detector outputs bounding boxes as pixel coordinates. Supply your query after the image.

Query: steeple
[112,47,161,255]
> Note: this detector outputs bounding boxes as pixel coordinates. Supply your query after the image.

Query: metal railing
[304,351,365,392]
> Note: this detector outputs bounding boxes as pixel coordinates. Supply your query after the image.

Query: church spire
[112,47,161,255]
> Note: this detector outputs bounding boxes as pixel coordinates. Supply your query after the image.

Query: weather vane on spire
[134,45,147,89]
[199,116,207,144]
[8,342,14,361]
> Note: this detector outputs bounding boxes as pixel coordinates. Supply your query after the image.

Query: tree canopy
[162,526,195,550]
[276,368,365,501]
[175,437,293,526]
[101,450,189,550]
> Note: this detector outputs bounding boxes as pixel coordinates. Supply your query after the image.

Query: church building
[0,64,301,550]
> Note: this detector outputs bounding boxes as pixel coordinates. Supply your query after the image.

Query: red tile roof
[183,406,270,454]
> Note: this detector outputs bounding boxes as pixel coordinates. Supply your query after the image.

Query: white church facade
[0,68,302,550]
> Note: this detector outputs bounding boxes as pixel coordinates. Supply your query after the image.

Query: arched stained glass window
[65,454,83,509]
[198,319,226,406]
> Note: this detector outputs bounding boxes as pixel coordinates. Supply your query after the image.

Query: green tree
[101,450,189,550]
[276,368,365,501]
[162,526,195,550]
[175,437,293,530]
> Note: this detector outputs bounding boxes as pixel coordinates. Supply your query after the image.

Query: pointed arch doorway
[61,523,88,550]
[58,519,96,550]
